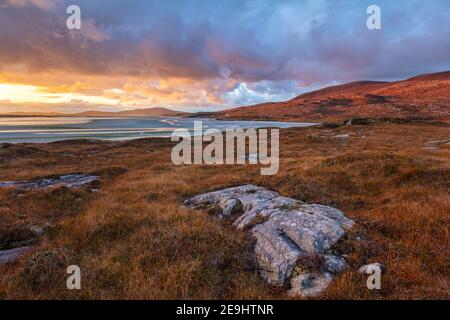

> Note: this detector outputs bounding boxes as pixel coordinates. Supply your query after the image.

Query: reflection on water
[0,117,92,126]
[0,117,317,143]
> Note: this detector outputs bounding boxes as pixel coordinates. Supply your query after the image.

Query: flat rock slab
[0,174,99,191]
[184,185,355,297]
[0,246,34,265]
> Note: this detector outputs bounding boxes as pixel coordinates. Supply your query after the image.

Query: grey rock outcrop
[0,174,99,191]
[0,246,34,265]
[184,185,355,297]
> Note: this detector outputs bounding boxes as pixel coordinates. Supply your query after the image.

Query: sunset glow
[0,84,118,106]
[0,0,449,113]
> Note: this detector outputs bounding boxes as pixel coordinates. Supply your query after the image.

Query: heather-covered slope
[216,71,450,122]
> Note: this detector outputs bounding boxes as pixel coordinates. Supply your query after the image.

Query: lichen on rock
[184,185,355,297]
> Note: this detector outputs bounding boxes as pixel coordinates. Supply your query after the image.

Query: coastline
[0,117,319,144]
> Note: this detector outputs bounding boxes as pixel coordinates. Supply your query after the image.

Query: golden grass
[0,122,448,299]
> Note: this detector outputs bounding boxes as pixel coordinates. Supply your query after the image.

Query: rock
[28,223,54,237]
[359,263,384,274]
[221,198,242,217]
[28,225,44,237]
[423,139,450,150]
[233,195,303,231]
[0,174,99,191]
[426,139,450,146]
[256,209,345,255]
[184,185,278,221]
[323,255,347,274]
[184,185,355,294]
[252,220,302,285]
[288,272,333,298]
[300,204,354,231]
[0,246,34,265]
[332,134,350,139]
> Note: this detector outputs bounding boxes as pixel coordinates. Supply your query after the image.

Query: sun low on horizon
[0,0,449,114]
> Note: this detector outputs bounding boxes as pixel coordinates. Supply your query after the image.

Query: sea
[0,117,318,143]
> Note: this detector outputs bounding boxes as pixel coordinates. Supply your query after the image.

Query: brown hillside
[216,71,450,122]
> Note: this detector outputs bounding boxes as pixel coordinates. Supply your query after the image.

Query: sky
[0,0,449,113]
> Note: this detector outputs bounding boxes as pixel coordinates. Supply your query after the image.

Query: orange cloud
[4,0,57,10]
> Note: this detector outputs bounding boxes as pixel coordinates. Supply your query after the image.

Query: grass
[0,122,449,299]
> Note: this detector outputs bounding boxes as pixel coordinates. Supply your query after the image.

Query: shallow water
[0,117,317,143]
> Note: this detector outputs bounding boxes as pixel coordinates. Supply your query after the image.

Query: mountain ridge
[0,107,186,118]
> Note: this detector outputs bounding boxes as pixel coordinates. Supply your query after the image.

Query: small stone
[28,225,44,236]
[323,255,347,274]
[332,134,350,139]
[288,272,334,298]
[43,223,54,231]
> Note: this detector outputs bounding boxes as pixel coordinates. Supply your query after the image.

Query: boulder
[184,185,355,296]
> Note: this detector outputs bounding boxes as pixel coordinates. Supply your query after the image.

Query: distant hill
[0,107,187,118]
[0,112,67,117]
[215,71,450,122]
[73,107,186,117]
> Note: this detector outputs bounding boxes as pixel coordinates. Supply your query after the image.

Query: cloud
[224,81,302,106]
[0,0,449,112]
[3,0,57,10]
